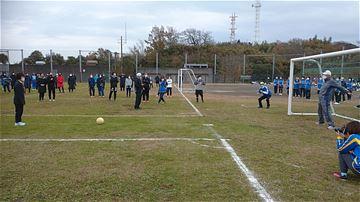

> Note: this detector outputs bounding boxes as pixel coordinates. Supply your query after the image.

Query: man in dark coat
[47,73,56,101]
[119,74,126,91]
[13,73,26,126]
[109,73,119,100]
[134,73,143,109]
[24,73,31,93]
[68,74,76,92]
[37,73,47,101]
[142,73,151,102]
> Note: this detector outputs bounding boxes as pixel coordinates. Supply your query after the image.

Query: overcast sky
[1,0,359,61]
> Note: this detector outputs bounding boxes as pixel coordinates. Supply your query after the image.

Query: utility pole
[156,52,159,74]
[252,0,261,43]
[108,51,111,81]
[50,49,53,73]
[272,54,275,80]
[214,54,217,83]
[243,54,246,75]
[21,49,24,73]
[229,13,238,43]
[135,53,138,73]
[79,50,82,82]
[341,46,344,77]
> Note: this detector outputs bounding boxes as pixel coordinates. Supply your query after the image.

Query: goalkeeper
[258,82,272,109]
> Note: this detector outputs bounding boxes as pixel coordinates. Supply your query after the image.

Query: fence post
[302,53,305,76]
[135,53,138,73]
[272,54,275,81]
[21,49,24,73]
[214,54,217,83]
[156,52,159,74]
[341,46,344,77]
[79,50,82,82]
[50,49,53,73]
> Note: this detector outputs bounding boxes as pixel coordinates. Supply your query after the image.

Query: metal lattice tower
[229,13,238,43]
[252,0,261,43]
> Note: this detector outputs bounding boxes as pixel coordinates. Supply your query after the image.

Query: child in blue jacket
[333,121,360,180]
[158,78,167,104]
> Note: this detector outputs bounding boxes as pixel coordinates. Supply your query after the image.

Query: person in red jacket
[57,73,64,93]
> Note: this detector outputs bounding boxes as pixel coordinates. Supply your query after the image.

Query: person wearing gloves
[194,76,205,103]
[317,70,350,130]
[258,82,272,109]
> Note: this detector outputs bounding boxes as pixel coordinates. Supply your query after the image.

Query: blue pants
[318,97,334,126]
[31,80,37,89]
[98,86,104,96]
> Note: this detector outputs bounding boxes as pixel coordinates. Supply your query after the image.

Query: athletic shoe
[333,172,347,180]
[315,122,324,125]
[334,102,340,105]
[15,122,26,126]
[327,125,335,130]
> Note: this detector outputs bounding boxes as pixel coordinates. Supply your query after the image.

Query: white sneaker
[15,122,26,126]
[327,125,335,130]
[334,102,340,105]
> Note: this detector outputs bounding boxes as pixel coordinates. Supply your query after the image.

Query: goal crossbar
[287,48,360,122]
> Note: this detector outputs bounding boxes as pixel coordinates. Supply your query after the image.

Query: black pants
[274,85,278,94]
[341,92,346,102]
[158,92,165,103]
[293,89,300,97]
[305,89,311,99]
[135,92,142,109]
[279,86,283,94]
[120,85,125,91]
[300,88,305,97]
[258,95,271,108]
[142,89,149,101]
[339,153,360,175]
[195,90,204,102]
[58,87,64,93]
[347,90,352,100]
[3,84,10,92]
[166,87,172,96]
[48,87,55,99]
[335,91,341,103]
[26,87,31,93]
[15,104,24,123]
[109,88,117,100]
[126,87,131,97]
[39,92,45,100]
[89,87,95,96]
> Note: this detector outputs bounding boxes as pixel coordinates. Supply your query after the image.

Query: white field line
[0,114,198,118]
[204,125,274,202]
[174,85,203,117]
[0,137,221,142]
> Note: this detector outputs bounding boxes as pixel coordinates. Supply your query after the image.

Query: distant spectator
[13,73,26,126]
[57,73,64,93]
[24,73,31,93]
[88,74,96,97]
[125,75,133,97]
[166,76,173,97]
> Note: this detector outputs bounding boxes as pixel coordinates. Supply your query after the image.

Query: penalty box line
[0,137,227,142]
[204,124,274,202]
[174,85,203,117]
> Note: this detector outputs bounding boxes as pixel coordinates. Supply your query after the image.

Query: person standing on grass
[300,77,306,98]
[278,77,284,96]
[68,74,76,93]
[24,73,31,93]
[109,72,119,101]
[142,73,150,102]
[317,77,323,94]
[134,73,143,109]
[194,76,205,103]
[1,73,11,93]
[57,73,64,93]
[158,77,167,104]
[273,76,278,95]
[346,78,353,100]
[125,75,133,97]
[317,70,350,130]
[166,76,173,97]
[119,74,126,91]
[47,73,56,101]
[333,121,360,180]
[10,72,15,89]
[293,77,300,97]
[37,73,47,101]
[88,74,96,97]
[13,73,26,126]
[31,73,37,90]
[258,82,272,109]
[155,75,160,87]
[305,77,311,99]
[97,74,105,97]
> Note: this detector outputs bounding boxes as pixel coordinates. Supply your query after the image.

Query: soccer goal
[177,68,197,93]
[287,48,360,122]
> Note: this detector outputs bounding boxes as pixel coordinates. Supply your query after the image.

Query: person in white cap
[317,70,351,130]
[134,73,143,109]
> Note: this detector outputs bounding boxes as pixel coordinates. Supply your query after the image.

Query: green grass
[1,83,359,201]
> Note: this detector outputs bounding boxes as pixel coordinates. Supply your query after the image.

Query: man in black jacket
[142,73,151,102]
[134,73,143,109]
[119,74,126,91]
[13,73,26,126]
[109,72,119,100]
[47,72,56,101]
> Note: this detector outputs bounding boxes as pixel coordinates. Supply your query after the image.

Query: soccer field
[1,83,359,201]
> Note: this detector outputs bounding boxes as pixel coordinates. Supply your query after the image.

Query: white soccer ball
[96,117,104,125]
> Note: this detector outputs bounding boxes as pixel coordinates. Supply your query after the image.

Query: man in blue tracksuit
[317,70,350,129]
[88,74,96,97]
[258,82,272,109]
[273,77,278,95]
[278,77,284,96]
[305,77,311,99]
[317,77,323,94]
[333,121,360,180]
[293,77,300,97]
[346,78,353,100]
[300,77,306,98]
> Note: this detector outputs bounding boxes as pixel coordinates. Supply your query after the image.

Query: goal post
[287,48,360,122]
[177,68,197,93]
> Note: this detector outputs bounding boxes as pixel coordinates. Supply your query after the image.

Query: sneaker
[15,122,26,126]
[327,125,335,130]
[315,122,324,125]
[334,102,340,105]
[333,172,347,180]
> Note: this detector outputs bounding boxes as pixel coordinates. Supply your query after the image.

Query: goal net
[177,68,197,93]
[287,48,360,122]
